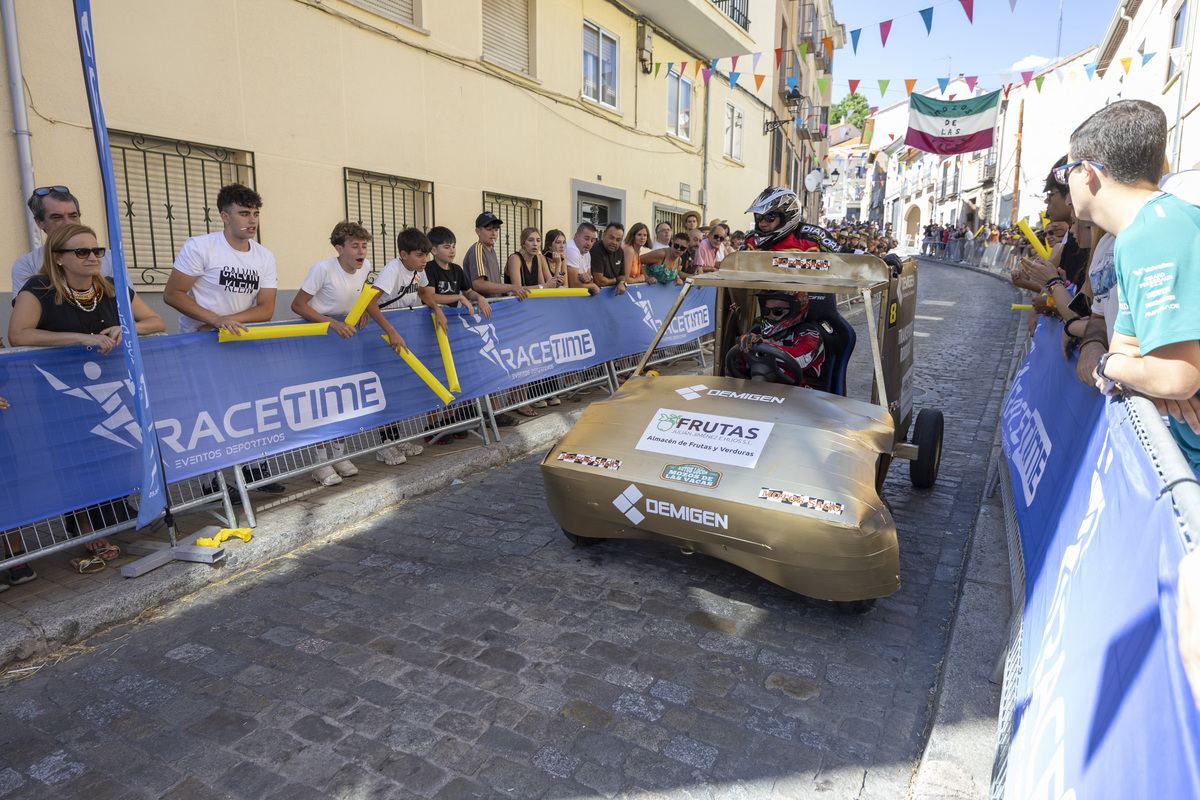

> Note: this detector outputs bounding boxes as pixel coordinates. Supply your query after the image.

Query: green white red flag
[904,89,1001,155]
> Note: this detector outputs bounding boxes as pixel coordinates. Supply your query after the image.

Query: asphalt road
[0,261,1020,799]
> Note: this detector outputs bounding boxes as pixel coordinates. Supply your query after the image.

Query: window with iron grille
[483,0,533,76]
[652,206,690,241]
[666,67,692,140]
[724,103,744,162]
[483,191,542,262]
[583,20,618,109]
[109,131,255,287]
[344,168,434,279]
[344,0,417,27]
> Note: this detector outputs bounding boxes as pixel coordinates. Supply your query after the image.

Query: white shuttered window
[345,0,415,27]
[582,21,618,109]
[483,0,532,76]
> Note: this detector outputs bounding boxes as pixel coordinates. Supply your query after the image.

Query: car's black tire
[910,408,944,489]
[834,598,877,615]
[562,529,600,547]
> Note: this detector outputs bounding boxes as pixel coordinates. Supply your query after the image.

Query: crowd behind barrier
[993,320,1200,798]
[0,284,714,571]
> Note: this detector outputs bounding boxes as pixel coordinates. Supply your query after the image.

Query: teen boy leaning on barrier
[164,183,285,494]
[1065,100,1200,466]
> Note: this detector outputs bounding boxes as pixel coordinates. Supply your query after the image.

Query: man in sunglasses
[11,185,112,296]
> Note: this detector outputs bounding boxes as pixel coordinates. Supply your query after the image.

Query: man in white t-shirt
[564,222,599,293]
[651,221,672,251]
[11,186,112,295]
[164,183,278,335]
[164,184,283,493]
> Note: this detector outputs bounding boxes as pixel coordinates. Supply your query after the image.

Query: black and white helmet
[745,187,801,250]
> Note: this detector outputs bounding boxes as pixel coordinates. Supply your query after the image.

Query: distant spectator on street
[564,223,600,295]
[729,230,746,251]
[683,212,700,231]
[11,185,112,296]
[465,212,527,301]
[651,221,672,251]
[589,222,627,294]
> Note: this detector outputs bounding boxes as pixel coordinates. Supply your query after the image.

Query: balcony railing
[712,0,750,31]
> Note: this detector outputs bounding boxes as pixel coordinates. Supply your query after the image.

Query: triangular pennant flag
[888,133,895,141]
[849,79,860,95]
[1068,69,1079,84]
[958,0,973,22]
[948,94,956,100]
[1000,72,1012,85]
[863,129,872,141]
[817,76,830,98]
[702,68,712,86]
[1021,70,1033,87]
[654,62,661,78]
[820,123,827,135]
[869,106,878,115]
[678,61,686,75]
[695,61,703,76]
[920,7,934,34]
[786,76,799,92]
[850,28,861,54]
[754,74,766,91]
[937,77,950,93]
[1142,52,1156,66]
[774,48,782,69]
[799,42,808,62]
[880,20,892,47]
[879,79,890,97]
[1054,67,1067,83]
[822,36,833,61]
[752,52,762,72]
[1121,56,1132,74]
[1004,83,1013,99]
[1034,75,1045,92]
[710,59,718,71]
[729,72,740,87]
[965,76,977,92]
[905,78,917,96]
[1084,63,1097,80]
[730,55,739,72]
[1009,0,1018,8]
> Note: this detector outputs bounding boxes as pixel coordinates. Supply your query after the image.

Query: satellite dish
[804,169,823,192]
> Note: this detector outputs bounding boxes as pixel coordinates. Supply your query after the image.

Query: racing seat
[806,293,855,397]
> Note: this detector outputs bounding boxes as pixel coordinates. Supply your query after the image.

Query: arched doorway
[904,204,922,247]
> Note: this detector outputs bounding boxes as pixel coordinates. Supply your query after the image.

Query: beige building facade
[0,0,795,324]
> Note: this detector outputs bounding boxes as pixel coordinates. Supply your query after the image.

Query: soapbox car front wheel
[562,529,601,547]
[724,341,806,385]
[834,598,877,615]
[909,408,944,489]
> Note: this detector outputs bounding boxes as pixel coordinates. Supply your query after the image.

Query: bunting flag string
[799,41,808,61]
[879,79,890,97]
[730,55,739,72]
[753,74,766,91]
[920,7,934,34]
[751,51,762,72]
[1034,75,1045,92]
[880,19,893,47]
[905,78,918,96]
[849,79,861,95]
[958,0,973,22]
[1120,56,1132,74]
[1021,70,1033,87]
[729,71,740,87]
[851,28,861,54]
[965,76,977,92]
[937,77,950,93]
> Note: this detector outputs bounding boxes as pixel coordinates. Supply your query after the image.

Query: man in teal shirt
[1064,99,1200,470]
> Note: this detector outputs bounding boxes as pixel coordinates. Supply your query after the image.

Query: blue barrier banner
[0,284,712,529]
[74,0,166,528]
[1002,321,1200,798]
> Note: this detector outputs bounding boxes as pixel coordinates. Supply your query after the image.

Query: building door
[578,194,611,229]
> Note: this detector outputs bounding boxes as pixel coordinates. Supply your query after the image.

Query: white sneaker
[333,460,358,477]
[376,446,408,466]
[312,465,342,486]
[396,441,424,457]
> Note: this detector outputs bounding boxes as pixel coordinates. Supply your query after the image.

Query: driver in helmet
[742,187,839,253]
[731,290,826,388]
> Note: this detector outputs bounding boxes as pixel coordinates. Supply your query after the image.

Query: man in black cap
[464,211,528,301]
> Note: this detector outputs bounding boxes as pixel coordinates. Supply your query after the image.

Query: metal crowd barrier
[484,363,615,440]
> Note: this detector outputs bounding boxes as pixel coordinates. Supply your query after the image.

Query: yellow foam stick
[1017,220,1052,260]
[381,336,455,404]
[974,224,988,239]
[434,314,461,393]
[1011,304,1032,310]
[219,322,329,342]
[344,284,380,326]
[524,287,590,298]
[196,527,253,547]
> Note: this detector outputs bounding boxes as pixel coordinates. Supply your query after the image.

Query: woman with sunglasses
[8,223,163,352]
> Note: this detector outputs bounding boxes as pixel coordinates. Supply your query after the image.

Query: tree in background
[829,93,870,130]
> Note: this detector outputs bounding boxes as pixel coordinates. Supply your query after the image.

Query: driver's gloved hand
[738,333,763,353]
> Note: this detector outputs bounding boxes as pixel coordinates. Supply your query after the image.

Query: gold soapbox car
[540,250,943,608]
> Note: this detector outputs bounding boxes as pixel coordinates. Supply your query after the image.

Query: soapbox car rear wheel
[909,408,944,489]
[562,529,601,547]
[834,598,877,615]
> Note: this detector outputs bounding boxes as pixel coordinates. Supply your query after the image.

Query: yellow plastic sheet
[218,322,329,342]
[381,336,455,404]
[524,287,590,298]
[344,284,379,326]
[434,315,461,393]
[1011,304,1032,310]
[1017,220,1052,260]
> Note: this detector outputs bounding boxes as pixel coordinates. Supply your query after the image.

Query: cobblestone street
[0,261,1020,799]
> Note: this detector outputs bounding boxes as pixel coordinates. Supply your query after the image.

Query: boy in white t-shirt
[164,184,285,493]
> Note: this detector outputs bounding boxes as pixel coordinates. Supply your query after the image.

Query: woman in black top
[505,226,560,291]
[9,223,163,351]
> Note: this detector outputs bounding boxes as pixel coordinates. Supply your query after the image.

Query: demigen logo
[612,484,645,525]
[676,384,708,401]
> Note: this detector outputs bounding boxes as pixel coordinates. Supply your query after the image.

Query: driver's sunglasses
[754,212,781,224]
[34,185,69,196]
[671,243,688,251]
[763,306,789,318]
[54,247,106,259]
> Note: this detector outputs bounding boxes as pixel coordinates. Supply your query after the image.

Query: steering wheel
[724,341,806,385]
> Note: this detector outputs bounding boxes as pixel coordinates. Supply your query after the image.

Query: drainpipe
[1171,6,1195,169]
[700,68,711,221]
[2,0,39,251]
